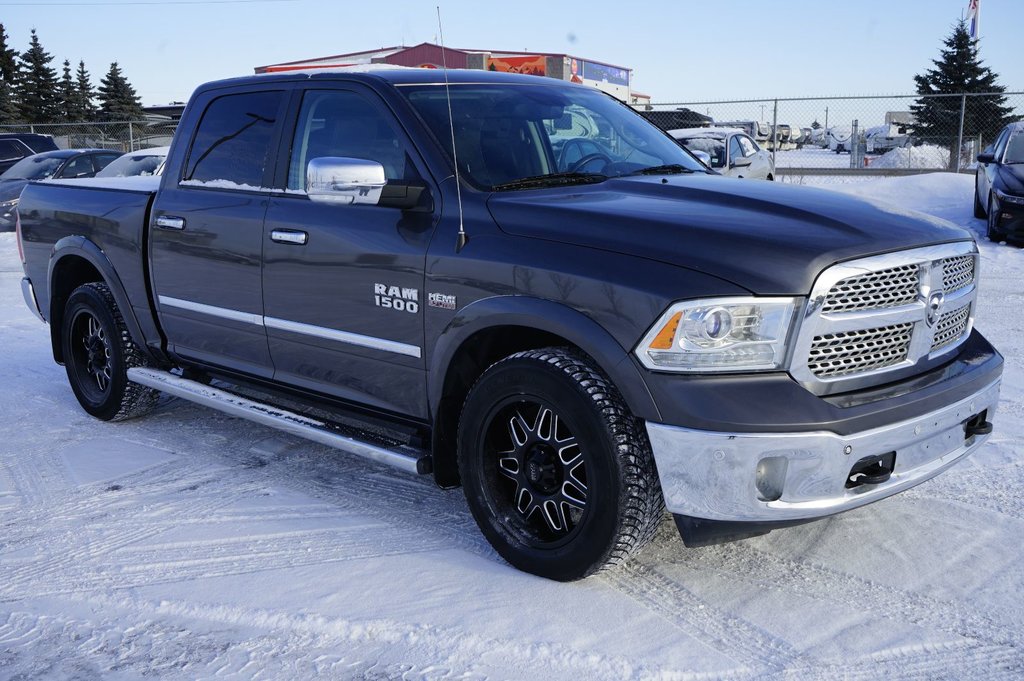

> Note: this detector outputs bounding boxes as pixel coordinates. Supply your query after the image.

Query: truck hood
[486,174,972,294]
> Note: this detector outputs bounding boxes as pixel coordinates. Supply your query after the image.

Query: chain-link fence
[0,120,178,152]
[640,91,1024,183]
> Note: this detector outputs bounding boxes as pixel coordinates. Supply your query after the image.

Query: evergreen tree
[911,21,1012,166]
[56,59,76,121]
[16,29,59,123]
[74,60,98,120]
[97,62,144,121]
[0,23,21,123]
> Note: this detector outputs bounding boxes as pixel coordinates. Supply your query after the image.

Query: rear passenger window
[287,90,412,191]
[0,140,22,162]
[184,90,284,188]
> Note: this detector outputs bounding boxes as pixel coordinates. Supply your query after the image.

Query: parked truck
[16,69,1002,581]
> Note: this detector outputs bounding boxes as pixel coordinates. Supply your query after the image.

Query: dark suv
[0,133,59,173]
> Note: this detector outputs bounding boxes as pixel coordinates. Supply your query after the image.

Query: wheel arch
[47,236,150,366]
[428,295,661,487]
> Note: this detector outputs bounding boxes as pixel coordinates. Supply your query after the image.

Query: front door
[150,87,288,378]
[261,86,436,418]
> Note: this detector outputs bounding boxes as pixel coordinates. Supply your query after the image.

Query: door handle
[271,229,308,245]
[155,215,186,230]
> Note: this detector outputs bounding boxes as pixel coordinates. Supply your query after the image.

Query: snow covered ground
[1,173,1022,680]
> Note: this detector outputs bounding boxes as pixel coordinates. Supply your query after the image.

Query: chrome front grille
[821,264,920,313]
[941,255,975,293]
[931,304,972,352]
[791,243,979,395]
[809,323,913,378]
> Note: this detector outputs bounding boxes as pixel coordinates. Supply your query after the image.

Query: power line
[1,0,298,5]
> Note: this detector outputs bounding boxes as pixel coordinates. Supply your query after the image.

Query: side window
[728,136,743,164]
[288,90,411,191]
[94,153,120,173]
[60,155,95,178]
[0,140,22,162]
[738,135,758,157]
[184,90,284,188]
[992,129,1010,159]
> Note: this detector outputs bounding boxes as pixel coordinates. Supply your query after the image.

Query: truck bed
[19,176,161,351]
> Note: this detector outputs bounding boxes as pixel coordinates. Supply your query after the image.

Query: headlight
[996,189,1024,206]
[635,297,799,372]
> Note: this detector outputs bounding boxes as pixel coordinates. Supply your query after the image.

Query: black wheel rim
[482,398,589,549]
[989,197,1000,237]
[70,309,113,402]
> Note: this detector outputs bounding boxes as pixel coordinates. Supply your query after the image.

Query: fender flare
[428,295,661,423]
[47,236,152,363]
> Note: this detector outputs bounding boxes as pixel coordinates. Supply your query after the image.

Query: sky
[2,0,1022,108]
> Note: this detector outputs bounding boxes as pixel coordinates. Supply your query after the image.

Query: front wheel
[987,195,1006,243]
[458,348,664,581]
[62,282,158,421]
[974,180,986,219]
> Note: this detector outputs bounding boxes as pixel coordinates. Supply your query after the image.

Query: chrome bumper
[21,277,45,322]
[646,378,1001,522]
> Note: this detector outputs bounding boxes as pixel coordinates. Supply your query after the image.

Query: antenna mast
[436,6,468,252]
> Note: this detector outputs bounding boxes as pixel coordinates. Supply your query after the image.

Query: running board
[126,368,432,475]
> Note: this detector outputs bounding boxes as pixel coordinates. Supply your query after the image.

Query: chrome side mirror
[307,157,386,205]
[691,150,712,167]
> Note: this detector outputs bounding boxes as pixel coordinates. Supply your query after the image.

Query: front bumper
[647,377,1000,525]
[992,196,1024,237]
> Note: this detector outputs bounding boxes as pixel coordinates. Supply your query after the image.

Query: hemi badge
[428,292,457,310]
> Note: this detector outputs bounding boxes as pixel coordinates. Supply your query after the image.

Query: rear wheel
[62,282,158,421]
[458,348,663,581]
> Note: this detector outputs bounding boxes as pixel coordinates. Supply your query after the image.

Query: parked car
[975,121,1024,242]
[669,127,775,180]
[0,149,121,230]
[95,146,171,178]
[0,133,59,173]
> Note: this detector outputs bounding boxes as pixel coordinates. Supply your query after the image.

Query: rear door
[261,85,437,418]
[150,85,289,377]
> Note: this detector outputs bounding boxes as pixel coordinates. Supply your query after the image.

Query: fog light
[755,456,788,502]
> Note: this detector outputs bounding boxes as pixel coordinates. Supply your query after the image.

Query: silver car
[669,127,775,180]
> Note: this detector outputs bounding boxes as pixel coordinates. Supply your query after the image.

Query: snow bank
[870,144,950,169]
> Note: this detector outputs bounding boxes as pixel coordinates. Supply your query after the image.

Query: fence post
[771,99,778,166]
[128,121,135,151]
[955,93,966,172]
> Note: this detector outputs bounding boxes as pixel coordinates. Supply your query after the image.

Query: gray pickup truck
[16,68,1002,580]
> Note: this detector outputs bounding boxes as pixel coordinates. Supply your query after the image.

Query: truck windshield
[400,83,706,190]
[1,155,65,181]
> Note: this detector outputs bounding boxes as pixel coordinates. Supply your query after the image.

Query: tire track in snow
[603,560,808,677]
[666,542,1024,661]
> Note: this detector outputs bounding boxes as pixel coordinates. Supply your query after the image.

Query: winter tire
[987,195,1006,243]
[973,181,986,219]
[62,282,158,421]
[458,347,664,581]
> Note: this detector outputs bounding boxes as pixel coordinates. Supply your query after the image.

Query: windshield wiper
[626,164,696,177]
[492,172,607,191]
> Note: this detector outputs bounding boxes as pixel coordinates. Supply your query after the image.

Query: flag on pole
[967,0,981,40]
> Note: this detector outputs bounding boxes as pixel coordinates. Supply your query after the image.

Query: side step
[126,367,432,475]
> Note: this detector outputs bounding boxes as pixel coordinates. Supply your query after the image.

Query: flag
[967,0,981,40]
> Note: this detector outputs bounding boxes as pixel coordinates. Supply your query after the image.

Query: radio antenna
[436,6,467,252]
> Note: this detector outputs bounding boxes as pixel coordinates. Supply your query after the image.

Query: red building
[255,43,638,102]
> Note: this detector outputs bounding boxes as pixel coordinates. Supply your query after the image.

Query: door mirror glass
[307,157,386,205]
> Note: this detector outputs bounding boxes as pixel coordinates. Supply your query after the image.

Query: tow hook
[964,411,993,438]
[846,452,896,489]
